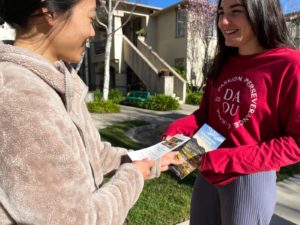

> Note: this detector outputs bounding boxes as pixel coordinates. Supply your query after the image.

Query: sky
[137,0,300,13]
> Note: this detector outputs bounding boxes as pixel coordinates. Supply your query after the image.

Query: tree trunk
[102,0,113,101]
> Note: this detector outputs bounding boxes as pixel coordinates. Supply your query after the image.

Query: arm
[81,96,161,179]
[201,68,300,185]
[0,79,143,225]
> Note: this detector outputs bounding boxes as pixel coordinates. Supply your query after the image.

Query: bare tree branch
[112,0,121,11]
[95,16,108,32]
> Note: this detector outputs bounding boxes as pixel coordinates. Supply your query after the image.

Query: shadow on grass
[99,120,148,150]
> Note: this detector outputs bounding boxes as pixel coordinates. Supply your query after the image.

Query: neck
[238,38,266,55]
[239,46,266,55]
[14,28,57,63]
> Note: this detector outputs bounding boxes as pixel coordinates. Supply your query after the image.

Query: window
[176,9,186,38]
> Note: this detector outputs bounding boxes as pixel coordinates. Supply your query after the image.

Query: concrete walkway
[91,104,300,225]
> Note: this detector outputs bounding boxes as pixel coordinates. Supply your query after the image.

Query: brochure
[128,134,190,161]
[170,123,225,179]
[127,123,225,179]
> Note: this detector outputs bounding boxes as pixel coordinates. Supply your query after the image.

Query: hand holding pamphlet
[170,123,225,179]
[128,134,190,161]
[128,123,225,179]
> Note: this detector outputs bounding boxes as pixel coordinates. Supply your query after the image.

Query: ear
[41,7,55,26]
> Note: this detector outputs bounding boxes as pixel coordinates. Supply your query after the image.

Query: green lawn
[99,120,300,225]
[99,120,195,225]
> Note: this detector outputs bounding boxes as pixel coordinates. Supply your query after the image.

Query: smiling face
[48,0,96,63]
[217,0,264,55]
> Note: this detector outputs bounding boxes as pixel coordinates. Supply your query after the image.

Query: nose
[218,14,231,27]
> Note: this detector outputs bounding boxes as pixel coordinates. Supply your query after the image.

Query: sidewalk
[91,104,300,225]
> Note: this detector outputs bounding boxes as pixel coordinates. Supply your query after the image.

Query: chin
[67,55,83,63]
[225,41,240,48]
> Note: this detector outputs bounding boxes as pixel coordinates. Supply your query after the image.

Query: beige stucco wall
[154,9,187,68]
[147,8,218,87]
[286,12,300,49]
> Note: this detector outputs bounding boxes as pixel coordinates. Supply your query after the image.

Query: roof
[151,1,182,17]
[285,10,300,20]
[122,1,162,11]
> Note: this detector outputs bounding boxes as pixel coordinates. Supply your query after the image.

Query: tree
[183,0,217,90]
[96,0,139,101]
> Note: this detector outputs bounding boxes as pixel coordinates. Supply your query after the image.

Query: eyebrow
[218,3,244,11]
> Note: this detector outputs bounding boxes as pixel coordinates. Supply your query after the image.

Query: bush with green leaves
[108,89,126,104]
[173,65,187,81]
[121,100,145,108]
[185,92,203,105]
[93,89,102,102]
[87,99,120,113]
[86,89,125,113]
[143,94,179,111]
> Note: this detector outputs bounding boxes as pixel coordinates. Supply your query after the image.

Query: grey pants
[190,171,277,225]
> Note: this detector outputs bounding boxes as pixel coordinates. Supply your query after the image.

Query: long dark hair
[0,0,81,28]
[207,0,296,81]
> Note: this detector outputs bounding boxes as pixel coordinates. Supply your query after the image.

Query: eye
[90,18,97,28]
[217,10,224,16]
[231,9,243,14]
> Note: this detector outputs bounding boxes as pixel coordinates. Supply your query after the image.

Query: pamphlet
[170,123,225,179]
[128,134,190,161]
[127,123,225,179]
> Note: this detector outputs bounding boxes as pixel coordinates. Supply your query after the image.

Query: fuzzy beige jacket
[0,42,159,225]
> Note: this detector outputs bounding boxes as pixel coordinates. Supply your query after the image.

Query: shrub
[173,65,187,80]
[109,89,126,104]
[86,89,125,113]
[121,100,145,108]
[93,89,102,102]
[186,92,203,105]
[87,100,120,113]
[143,94,179,111]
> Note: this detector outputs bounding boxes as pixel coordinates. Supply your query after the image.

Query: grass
[125,172,193,225]
[99,120,300,225]
[99,120,195,225]
[100,120,148,149]
[277,163,300,181]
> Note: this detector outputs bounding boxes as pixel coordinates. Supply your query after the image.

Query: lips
[223,29,238,35]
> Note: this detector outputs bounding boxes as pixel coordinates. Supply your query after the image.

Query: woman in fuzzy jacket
[0,0,182,224]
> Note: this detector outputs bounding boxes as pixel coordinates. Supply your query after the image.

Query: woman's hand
[161,135,172,141]
[160,151,183,172]
[132,159,155,180]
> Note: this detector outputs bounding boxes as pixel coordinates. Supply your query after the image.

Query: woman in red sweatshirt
[163,0,300,224]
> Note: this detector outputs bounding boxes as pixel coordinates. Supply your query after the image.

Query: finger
[165,136,172,141]
[144,159,155,166]
[170,158,184,165]
[160,165,169,172]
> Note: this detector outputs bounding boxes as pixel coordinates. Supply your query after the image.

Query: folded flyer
[170,123,225,179]
[128,134,190,161]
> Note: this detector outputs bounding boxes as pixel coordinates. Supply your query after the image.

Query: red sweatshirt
[164,48,300,185]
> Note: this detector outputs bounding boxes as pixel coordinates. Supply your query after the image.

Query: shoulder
[0,61,65,115]
[0,61,43,86]
[270,48,300,65]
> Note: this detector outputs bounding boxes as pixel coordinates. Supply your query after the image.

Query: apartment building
[286,10,300,49]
